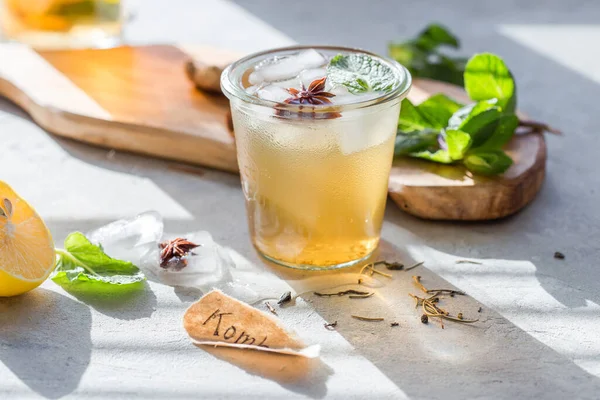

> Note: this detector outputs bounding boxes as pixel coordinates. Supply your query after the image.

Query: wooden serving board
[0,44,545,220]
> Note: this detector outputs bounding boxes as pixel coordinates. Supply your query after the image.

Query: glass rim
[220,45,412,113]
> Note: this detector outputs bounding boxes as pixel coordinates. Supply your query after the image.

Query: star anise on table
[276,77,341,119]
[159,238,200,269]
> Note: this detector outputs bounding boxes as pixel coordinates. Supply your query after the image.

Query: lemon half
[0,181,55,297]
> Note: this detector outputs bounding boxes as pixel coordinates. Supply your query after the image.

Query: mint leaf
[399,95,462,132]
[395,129,439,155]
[448,101,503,147]
[447,100,497,130]
[389,23,465,86]
[474,115,518,151]
[461,109,503,147]
[464,53,516,113]
[327,53,396,94]
[399,99,435,132]
[415,23,460,50]
[417,94,463,129]
[52,232,145,290]
[410,149,453,164]
[445,130,472,160]
[463,150,513,175]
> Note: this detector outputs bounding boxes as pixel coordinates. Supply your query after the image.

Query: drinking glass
[0,0,123,48]
[221,46,411,270]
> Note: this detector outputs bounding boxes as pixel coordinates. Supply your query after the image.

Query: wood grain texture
[394,78,546,220]
[0,44,238,172]
[0,44,545,220]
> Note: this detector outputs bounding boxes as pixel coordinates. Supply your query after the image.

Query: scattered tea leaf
[349,292,374,299]
[315,289,370,297]
[554,251,565,260]
[352,315,384,322]
[456,259,483,265]
[277,291,292,305]
[324,321,338,330]
[405,261,424,271]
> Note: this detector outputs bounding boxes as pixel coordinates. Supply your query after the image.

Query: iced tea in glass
[0,0,122,48]
[221,46,411,269]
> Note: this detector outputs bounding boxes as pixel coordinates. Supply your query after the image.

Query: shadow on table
[202,345,332,399]
[58,281,157,320]
[0,288,92,399]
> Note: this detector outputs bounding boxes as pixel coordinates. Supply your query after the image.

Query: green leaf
[410,149,453,164]
[415,23,460,50]
[474,115,519,150]
[398,99,433,131]
[447,100,497,130]
[399,95,463,132]
[463,150,513,175]
[448,101,503,147]
[417,94,464,129]
[327,53,396,94]
[461,109,503,147]
[464,53,516,112]
[52,232,145,291]
[395,129,439,155]
[445,130,472,160]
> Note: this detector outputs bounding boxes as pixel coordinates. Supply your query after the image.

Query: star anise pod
[159,238,200,269]
[284,77,335,105]
[276,77,341,119]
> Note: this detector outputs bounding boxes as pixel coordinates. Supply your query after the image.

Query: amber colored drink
[1,0,121,48]
[222,46,411,269]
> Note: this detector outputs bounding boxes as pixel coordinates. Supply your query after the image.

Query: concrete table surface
[2,0,600,399]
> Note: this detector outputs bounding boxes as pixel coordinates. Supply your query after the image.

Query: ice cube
[330,85,350,96]
[336,103,398,155]
[270,77,301,90]
[150,231,235,290]
[86,211,163,266]
[251,49,327,83]
[299,68,326,88]
[245,85,259,95]
[256,84,291,103]
[331,87,383,105]
[248,71,264,85]
[295,49,327,69]
[329,85,356,104]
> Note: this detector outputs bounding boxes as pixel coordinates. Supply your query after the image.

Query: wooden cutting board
[0,44,545,220]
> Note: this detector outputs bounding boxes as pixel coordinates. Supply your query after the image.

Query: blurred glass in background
[0,0,123,48]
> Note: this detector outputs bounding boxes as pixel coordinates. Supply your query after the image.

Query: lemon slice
[0,181,55,297]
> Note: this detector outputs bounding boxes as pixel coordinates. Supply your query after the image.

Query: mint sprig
[327,53,396,94]
[52,232,145,291]
[390,23,559,138]
[389,23,466,86]
[395,53,519,176]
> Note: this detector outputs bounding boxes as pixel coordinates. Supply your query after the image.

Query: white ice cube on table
[256,84,291,103]
[147,231,235,290]
[250,49,327,84]
[299,68,327,88]
[86,211,164,266]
